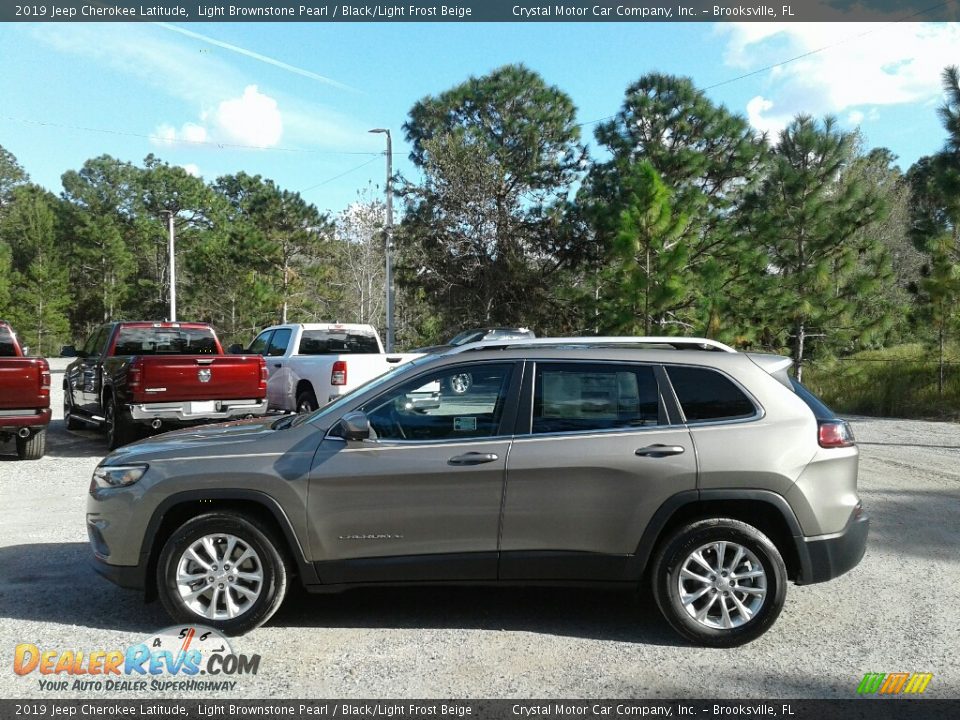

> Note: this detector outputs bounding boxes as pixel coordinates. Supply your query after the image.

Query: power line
[575,0,956,130]
[301,156,381,192]
[0,115,393,156]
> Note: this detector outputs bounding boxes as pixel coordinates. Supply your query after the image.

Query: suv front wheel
[651,518,787,647]
[157,512,289,635]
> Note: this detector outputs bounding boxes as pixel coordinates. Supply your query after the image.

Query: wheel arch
[141,489,317,601]
[631,489,810,584]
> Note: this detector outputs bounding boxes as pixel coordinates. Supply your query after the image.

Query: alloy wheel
[175,533,264,620]
[678,541,768,629]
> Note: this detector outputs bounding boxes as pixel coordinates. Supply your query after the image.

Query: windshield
[290,354,437,428]
[114,327,219,355]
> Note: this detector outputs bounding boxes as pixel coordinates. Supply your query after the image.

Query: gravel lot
[1,363,958,699]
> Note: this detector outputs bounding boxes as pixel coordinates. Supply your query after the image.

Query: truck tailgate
[0,359,47,410]
[134,356,264,403]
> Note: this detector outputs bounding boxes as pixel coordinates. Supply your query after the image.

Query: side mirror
[21,346,31,356]
[61,345,78,358]
[227,343,244,354]
[338,411,371,441]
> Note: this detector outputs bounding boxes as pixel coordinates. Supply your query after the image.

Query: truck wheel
[64,391,83,431]
[296,389,318,414]
[651,518,787,647]
[105,397,136,450]
[157,512,289,636]
[16,429,46,460]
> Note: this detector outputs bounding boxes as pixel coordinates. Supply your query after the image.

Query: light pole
[160,210,177,322]
[369,128,394,352]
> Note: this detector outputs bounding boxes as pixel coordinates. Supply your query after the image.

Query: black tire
[63,389,83,431]
[105,395,136,450]
[16,429,46,460]
[651,518,787,647]
[296,388,318,414]
[156,512,289,636]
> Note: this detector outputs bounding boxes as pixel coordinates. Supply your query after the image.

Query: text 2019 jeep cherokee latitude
[87,336,868,646]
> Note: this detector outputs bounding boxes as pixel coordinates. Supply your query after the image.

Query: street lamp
[369,128,394,353]
[159,210,176,322]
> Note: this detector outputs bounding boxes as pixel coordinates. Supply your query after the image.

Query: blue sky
[1,21,958,216]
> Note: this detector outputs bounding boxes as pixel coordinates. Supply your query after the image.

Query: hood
[103,415,288,464]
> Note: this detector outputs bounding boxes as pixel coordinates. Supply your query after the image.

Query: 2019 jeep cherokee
[86,336,868,646]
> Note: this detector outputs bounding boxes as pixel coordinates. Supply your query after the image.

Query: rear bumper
[0,407,52,431]
[127,398,268,423]
[797,511,869,585]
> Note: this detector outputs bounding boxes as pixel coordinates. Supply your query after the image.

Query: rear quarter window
[666,366,757,423]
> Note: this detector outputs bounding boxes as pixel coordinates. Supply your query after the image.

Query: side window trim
[661,364,764,426]
[525,360,666,438]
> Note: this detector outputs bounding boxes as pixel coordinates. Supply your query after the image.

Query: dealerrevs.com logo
[13,626,260,692]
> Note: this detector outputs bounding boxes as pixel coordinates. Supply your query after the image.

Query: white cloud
[716,22,960,133]
[210,85,283,147]
[847,110,865,125]
[181,163,201,177]
[152,86,283,149]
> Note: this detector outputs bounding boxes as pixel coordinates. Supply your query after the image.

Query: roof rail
[446,336,737,354]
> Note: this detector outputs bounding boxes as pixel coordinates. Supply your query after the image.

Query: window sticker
[453,416,478,432]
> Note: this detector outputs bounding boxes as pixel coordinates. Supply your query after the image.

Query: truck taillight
[258,357,268,393]
[128,359,142,392]
[818,420,855,448]
[331,360,347,386]
[39,359,50,397]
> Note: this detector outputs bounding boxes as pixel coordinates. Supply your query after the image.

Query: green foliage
[805,344,960,419]
[399,64,587,337]
[741,115,889,377]
[585,73,770,341]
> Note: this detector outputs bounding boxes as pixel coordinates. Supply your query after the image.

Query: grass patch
[804,343,960,420]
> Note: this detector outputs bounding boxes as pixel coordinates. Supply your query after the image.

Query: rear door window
[533,363,660,434]
[666,366,756,423]
[267,328,292,357]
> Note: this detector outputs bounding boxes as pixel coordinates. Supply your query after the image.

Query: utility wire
[301,155,381,192]
[575,0,957,129]
[0,115,398,155]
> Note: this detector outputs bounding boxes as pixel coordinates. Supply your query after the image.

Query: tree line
[1,65,958,376]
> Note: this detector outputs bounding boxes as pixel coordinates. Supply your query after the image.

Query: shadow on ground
[0,541,684,646]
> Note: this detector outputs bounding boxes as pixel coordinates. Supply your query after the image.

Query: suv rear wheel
[651,518,787,647]
[157,512,289,635]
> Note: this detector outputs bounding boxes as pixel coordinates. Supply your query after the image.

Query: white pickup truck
[240,323,422,413]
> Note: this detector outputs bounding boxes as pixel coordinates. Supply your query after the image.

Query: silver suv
[87,337,868,646]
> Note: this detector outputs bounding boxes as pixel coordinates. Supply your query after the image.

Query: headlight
[91,464,148,490]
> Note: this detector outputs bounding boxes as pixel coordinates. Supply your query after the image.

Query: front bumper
[90,553,145,590]
[797,510,869,585]
[128,398,268,424]
[0,407,52,432]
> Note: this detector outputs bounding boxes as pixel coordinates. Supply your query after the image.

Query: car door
[499,361,697,581]
[265,327,292,409]
[73,325,110,416]
[306,360,521,584]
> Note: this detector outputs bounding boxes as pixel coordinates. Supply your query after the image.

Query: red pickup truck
[63,322,268,448]
[0,321,51,460]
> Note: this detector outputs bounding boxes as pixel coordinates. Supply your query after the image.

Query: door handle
[272,363,282,368]
[448,452,499,466]
[635,444,685,458]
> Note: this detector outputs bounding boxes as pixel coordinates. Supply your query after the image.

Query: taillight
[818,420,855,448]
[127,359,142,392]
[38,359,50,397]
[258,357,268,393]
[331,360,347,386]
